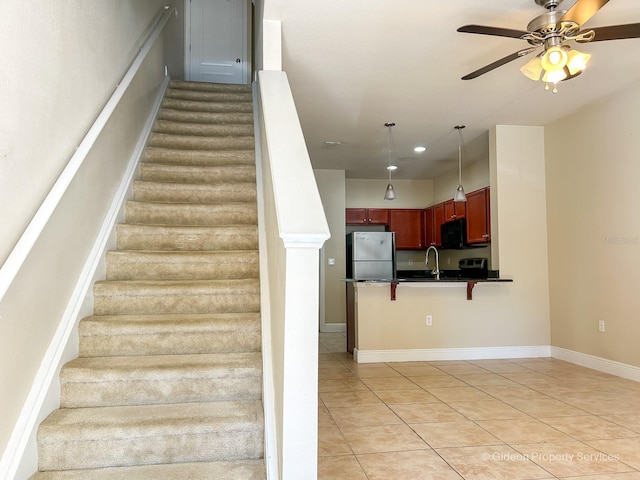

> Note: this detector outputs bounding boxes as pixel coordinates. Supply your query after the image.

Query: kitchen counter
[343,271,512,300]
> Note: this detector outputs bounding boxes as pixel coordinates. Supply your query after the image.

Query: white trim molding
[551,346,640,383]
[354,345,551,364]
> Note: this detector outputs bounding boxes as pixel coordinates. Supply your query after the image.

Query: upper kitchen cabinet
[389,209,423,249]
[444,199,466,221]
[345,208,389,225]
[466,187,491,244]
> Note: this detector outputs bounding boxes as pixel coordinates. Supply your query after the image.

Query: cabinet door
[444,199,466,221]
[466,188,490,243]
[389,209,423,249]
[345,208,367,224]
[367,208,389,225]
[423,207,436,246]
[433,203,445,247]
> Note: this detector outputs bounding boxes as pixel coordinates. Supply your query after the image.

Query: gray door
[188,0,249,84]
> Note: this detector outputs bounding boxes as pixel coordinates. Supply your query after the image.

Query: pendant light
[454,125,467,203]
[383,122,396,201]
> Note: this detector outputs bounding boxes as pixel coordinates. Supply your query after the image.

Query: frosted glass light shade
[454,184,466,202]
[384,183,396,200]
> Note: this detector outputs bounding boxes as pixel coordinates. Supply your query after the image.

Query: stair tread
[31,459,265,480]
[107,249,259,262]
[169,79,252,92]
[62,352,262,382]
[95,278,260,292]
[143,147,255,166]
[39,400,263,440]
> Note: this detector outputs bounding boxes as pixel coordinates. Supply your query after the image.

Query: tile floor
[318,332,640,480]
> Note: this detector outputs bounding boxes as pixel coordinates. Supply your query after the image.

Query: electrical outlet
[426,315,433,326]
[598,320,605,332]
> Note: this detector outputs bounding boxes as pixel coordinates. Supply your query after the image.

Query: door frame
[184,0,252,83]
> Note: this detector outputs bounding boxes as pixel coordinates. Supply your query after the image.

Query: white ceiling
[267,0,640,180]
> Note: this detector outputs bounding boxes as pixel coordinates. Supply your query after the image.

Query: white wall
[545,82,640,368]
[0,0,182,467]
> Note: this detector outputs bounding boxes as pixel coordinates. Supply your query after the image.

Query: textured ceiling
[267,0,640,179]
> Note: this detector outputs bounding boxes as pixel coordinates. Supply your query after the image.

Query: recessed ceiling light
[322,141,341,149]
[387,165,398,171]
[414,146,427,153]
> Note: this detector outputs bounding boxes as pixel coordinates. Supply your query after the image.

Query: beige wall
[315,170,347,327]
[545,82,640,367]
[355,125,550,354]
[346,179,433,208]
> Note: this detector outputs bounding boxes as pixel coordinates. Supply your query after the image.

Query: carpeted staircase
[31,80,266,479]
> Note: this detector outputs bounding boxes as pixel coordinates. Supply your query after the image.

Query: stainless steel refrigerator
[346,231,396,280]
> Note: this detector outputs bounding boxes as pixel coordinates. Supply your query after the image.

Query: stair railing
[0,6,176,303]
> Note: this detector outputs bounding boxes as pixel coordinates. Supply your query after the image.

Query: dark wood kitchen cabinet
[433,202,445,247]
[345,208,389,225]
[466,187,491,244]
[423,207,436,247]
[389,209,423,249]
[444,199,466,221]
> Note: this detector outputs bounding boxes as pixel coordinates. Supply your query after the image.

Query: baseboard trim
[354,345,551,364]
[551,346,640,383]
[0,76,169,480]
[321,323,346,334]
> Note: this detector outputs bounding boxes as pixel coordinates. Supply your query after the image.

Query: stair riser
[80,329,261,357]
[166,89,252,103]
[38,430,263,471]
[116,226,258,251]
[106,261,258,281]
[161,98,253,113]
[139,165,256,183]
[125,203,258,226]
[159,109,254,125]
[149,133,254,151]
[154,120,254,137]
[143,147,255,166]
[61,374,262,408]
[133,182,256,204]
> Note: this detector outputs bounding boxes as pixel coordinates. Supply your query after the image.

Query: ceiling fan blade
[582,23,640,42]
[457,24,530,39]
[560,0,610,27]
[461,47,537,80]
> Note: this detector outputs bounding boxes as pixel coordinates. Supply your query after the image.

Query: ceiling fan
[458,0,640,92]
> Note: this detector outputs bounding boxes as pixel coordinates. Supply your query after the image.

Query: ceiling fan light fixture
[566,49,591,75]
[541,45,568,72]
[520,55,543,81]
[542,67,567,84]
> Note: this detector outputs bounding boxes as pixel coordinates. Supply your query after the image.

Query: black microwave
[441,218,467,249]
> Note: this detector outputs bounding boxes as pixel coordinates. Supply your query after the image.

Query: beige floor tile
[340,424,429,454]
[412,420,503,448]
[427,386,494,402]
[586,437,640,470]
[318,376,369,393]
[602,414,640,434]
[448,399,530,420]
[389,402,467,424]
[389,364,448,376]
[540,415,639,441]
[512,441,635,477]
[319,404,336,427]
[357,449,463,480]
[318,425,352,456]
[436,364,491,375]
[348,364,403,378]
[374,388,440,405]
[453,373,519,387]
[477,418,575,444]
[318,366,357,381]
[410,375,468,388]
[507,398,589,417]
[361,375,420,391]
[501,371,558,385]
[561,398,640,415]
[436,444,553,480]
[318,454,367,480]
[328,404,402,428]
[476,363,533,374]
[559,473,640,480]
[478,384,550,401]
[320,389,383,408]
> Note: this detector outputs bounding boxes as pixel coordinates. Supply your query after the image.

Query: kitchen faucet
[425,245,440,280]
